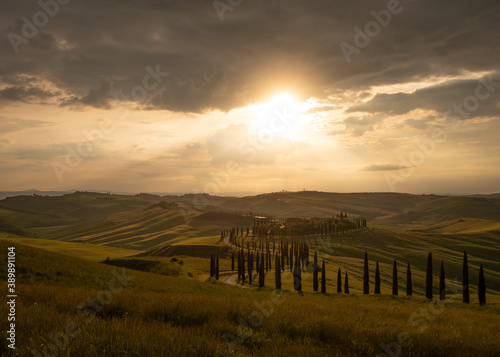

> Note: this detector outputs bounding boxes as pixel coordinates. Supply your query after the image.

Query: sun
[268,92,298,108]
[248,92,307,140]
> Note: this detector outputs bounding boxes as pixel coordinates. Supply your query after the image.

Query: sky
[1,0,500,195]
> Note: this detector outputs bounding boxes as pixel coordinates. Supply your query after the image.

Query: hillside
[1,191,499,252]
[1,239,500,357]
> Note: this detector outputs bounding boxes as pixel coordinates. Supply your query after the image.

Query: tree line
[211,248,487,305]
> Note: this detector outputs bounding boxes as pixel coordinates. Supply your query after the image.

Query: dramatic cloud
[1,0,499,112]
[1,0,499,194]
[347,73,500,119]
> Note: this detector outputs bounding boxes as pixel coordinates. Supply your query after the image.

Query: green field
[1,191,500,356]
[1,240,500,357]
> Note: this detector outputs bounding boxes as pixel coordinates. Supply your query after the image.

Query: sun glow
[248,92,312,140]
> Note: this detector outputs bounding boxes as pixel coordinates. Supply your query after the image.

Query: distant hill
[1,190,499,250]
[0,189,74,200]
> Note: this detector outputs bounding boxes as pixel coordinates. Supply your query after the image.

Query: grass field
[1,191,500,356]
[1,240,500,357]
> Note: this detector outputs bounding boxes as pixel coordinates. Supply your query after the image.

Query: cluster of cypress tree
[221,234,488,305]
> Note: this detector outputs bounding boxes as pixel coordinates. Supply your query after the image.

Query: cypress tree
[374,261,381,294]
[406,261,412,296]
[241,251,245,285]
[426,253,433,299]
[463,250,469,303]
[344,270,349,294]
[392,260,398,296]
[231,252,234,272]
[259,255,265,288]
[440,261,445,300]
[321,259,326,293]
[337,268,342,293]
[216,256,219,280]
[478,264,486,305]
[313,250,319,292]
[294,255,302,291]
[275,253,281,290]
[363,252,369,294]
[248,252,253,285]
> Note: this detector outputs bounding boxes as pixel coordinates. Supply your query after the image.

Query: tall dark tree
[478,264,486,305]
[241,251,246,285]
[426,253,433,299]
[313,250,319,292]
[275,253,281,290]
[374,261,381,294]
[248,252,253,285]
[337,268,342,293]
[344,270,349,294]
[363,252,369,294]
[259,255,265,288]
[210,254,214,277]
[392,260,398,296]
[231,252,235,272]
[215,256,219,280]
[406,261,412,296]
[321,259,326,293]
[293,255,302,291]
[463,250,470,303]
[439,261,445,300]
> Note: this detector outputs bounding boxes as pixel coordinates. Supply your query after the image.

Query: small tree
[463,250,470,303]
[321,259,326,293]
[344,270,349,294]
[215,256,219,280]
[231,252,235,272]
[313,250,319,292]
[374,261,381,294]
[363,252,369,294]
[392,260,398,296]
[406,261,412,296]
[439,261,445,300]
[337,268,342,293]
[478,264,486,305]
[426,253,433,299]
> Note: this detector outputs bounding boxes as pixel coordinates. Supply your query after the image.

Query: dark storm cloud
[1,0,499,112]
[347,73,500,118]
[0,85,60,103]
